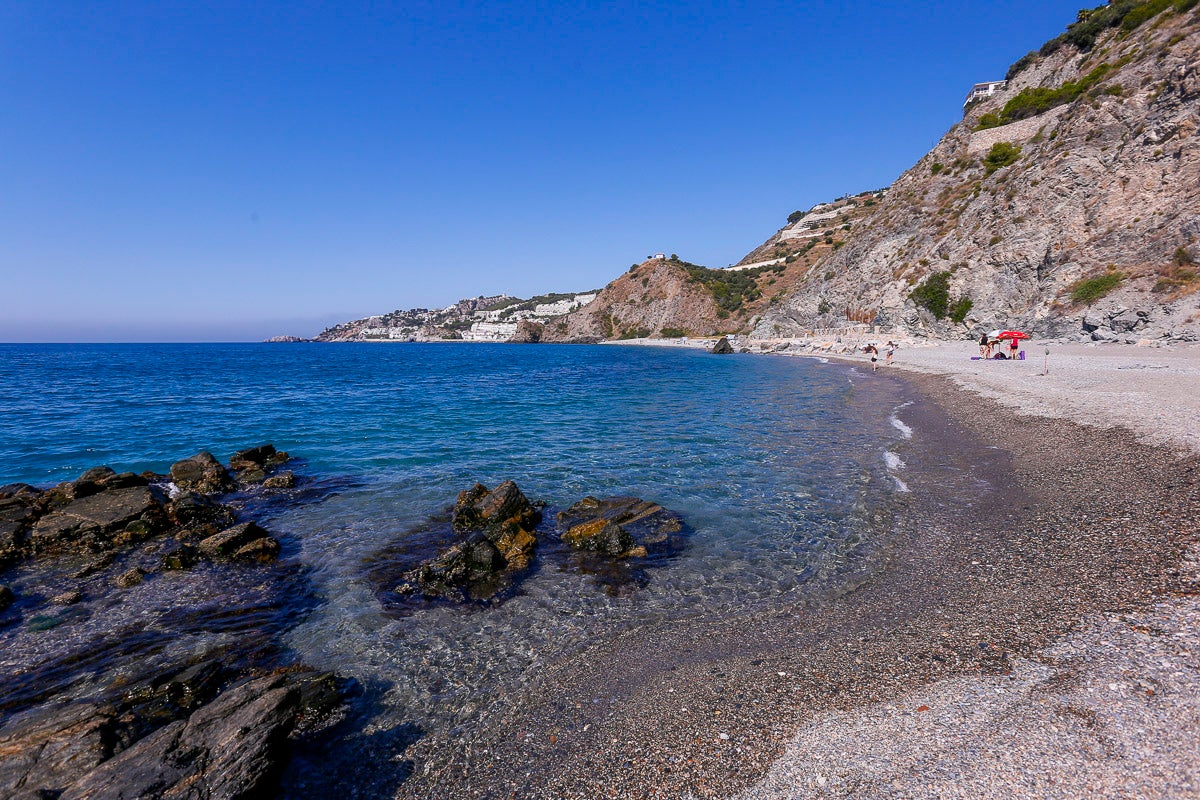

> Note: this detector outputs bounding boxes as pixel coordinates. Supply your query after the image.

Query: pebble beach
[386,339,1200,799]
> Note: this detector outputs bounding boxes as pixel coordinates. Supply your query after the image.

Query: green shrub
[983,142,1022,175]
[817,299,831,315]
[1070,271,1124,304]
[1121,0,1171,30]
[975,113,1003,131]
[619,326,651,340]
[659,327,686,338]
[1174,246,1196,266]
[911,272,952,318]
[1176,0,1198,11]
[787,210,805,224]
[948,296,974,323]
[930,162,945,175]
[681,263,765,312]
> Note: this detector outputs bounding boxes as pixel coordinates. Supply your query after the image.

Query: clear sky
[1,0,1082,341]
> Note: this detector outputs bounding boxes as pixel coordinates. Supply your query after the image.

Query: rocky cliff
[754,2,1200,343]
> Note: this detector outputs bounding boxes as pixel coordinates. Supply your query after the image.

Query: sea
[0,342,918,791]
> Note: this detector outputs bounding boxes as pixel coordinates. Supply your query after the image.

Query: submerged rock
[0,584,13,611]
[556,495,683,553]
[397,481,542,602]
[197,521,279,562]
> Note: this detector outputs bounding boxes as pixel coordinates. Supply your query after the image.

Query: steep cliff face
[755,4,1200,342]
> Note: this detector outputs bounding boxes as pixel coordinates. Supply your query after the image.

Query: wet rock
[169,451,235,495]
[69,552,116,580]
[231,444,291,484]
[710,336,735,354]
[59,675,302,800]
[168,490,237,533]
[562,518,634,556]
[399,481,541,602]
[262,470,297,489]
[556,496,684,551]
[197,521,277,560]
[115,566,147,588]
[0,495,39,567]
[0,482,40,499]
[0,702,118,798]
[233,536,282,563]
[0,584,13,611]
[160,544,199,570]
[51,590,83,606]
[29,486,166,555]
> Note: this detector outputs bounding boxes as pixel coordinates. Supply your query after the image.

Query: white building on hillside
[964,80,1006,109]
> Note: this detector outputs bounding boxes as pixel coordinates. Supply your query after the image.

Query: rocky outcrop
[710,336,735,354]
[396,481,542,602]
[0,665,345,800]
[197,521,281,562]
[755,7,1200,343]
[510,319,544,343]
[170,452,235,494]
[229,443,291,484]
[556,496,683,557]
[30,485,167,555]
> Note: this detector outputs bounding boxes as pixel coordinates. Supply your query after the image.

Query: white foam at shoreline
[890,415,913,439]
[883,450,910,493]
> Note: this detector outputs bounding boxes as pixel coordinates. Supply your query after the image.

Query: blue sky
[1,0,1082,341]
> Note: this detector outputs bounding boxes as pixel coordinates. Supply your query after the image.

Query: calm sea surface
[0,342,914,779]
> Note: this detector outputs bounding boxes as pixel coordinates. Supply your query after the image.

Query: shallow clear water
[0,342,911,755]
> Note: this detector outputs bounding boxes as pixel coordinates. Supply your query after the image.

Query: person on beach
[1009,337,1020,361]
[864,343,879,372]
[885,341,897,366]
[979,332,992,359]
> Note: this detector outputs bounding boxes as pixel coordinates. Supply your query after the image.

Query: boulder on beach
[170,452,235,495]
[710,336,734,354]
[397,481,542,602]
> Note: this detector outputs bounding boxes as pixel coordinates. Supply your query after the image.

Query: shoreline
[390,359,1200,799]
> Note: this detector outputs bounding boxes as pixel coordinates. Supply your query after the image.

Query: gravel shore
[391,345,1200,800]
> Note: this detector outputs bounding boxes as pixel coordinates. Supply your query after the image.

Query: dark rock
[399,481,541,602]
[69,552,116,580]
[232,537,281,563]
[0,495,39,567]
[51,590,83,606]
[29,486,166,555]
[70,466,116,499]
[237,467,268,484]
[556,495,683,550]
[710,336,735,354]
[0,702,118,798]
[561,518,634,556]
[0,584,13,611]
[168,491,236,533]
[115,566,147,588]
[0,482,40,499]
[169,452,235,495]
[262,470,296,489]
[197,521,272,559]
[452,480,541,534]
[230,444,278,471]
[58,675,302,800]
[160,544,199,570]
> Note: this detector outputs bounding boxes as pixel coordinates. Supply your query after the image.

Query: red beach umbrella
[997,330,1030,340]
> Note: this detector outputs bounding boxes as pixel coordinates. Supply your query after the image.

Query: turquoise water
[0,342,912,785]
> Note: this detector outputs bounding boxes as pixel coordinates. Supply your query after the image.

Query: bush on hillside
[682,264,766,312]
[948,296,974,323]
[983,142,1022,175]
[788,210,805,224]
[1070,271,1124,304]
[910,272,952,319]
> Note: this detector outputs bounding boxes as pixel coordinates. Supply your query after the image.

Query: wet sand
[389,364,1200,799]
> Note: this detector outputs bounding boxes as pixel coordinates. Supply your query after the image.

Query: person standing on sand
[979,332,992,359]
[864,343,879,372]
[885,340,897,366]
[1009,337,1020,361]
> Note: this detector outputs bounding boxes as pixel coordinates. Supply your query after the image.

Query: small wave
[889,415,913,439]
[883,450,910,493]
